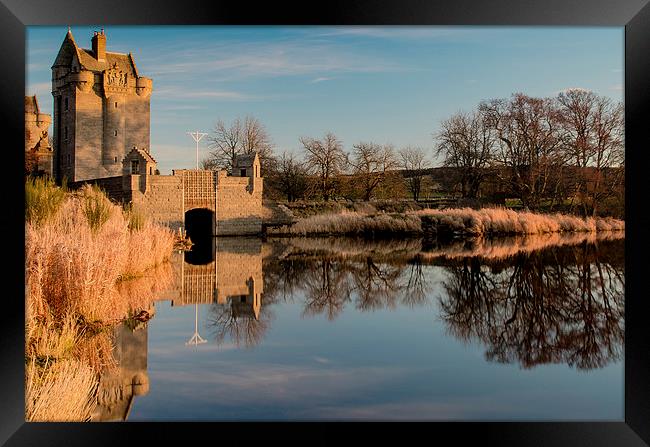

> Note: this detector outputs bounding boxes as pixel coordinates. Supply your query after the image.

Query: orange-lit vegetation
[268,206,624,237]
[25,177,174,421]
[277,231,624,264]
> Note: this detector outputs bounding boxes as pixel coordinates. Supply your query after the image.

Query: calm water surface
[98,234,624,421]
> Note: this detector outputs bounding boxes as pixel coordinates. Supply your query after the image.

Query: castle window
[149,167,152,175]
[240,168,247,177]
[114,130,118,137]
[114,101,118,108]
[131,160,140,174]
[114,156,118,163]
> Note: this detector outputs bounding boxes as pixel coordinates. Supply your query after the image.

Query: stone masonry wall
[69,176,129,202]
[215,174,264,236]
[71,171,265,236]
[130,175,184,231]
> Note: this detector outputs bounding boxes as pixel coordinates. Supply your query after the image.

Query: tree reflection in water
[437,240,624,370]
[206,302,272,349]
[208,235,623,370]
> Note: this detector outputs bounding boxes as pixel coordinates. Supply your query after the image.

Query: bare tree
[272,151,308,202]
[205,115,275,174]
[206,117,242,173]
[350,142,397,201]
[556,89,624,216]
[300,132,348,201]
[398,146,431,201]
[200,157,219,170]
[241,115,275,174]
[435,110,495,198]
[479,94,565,210]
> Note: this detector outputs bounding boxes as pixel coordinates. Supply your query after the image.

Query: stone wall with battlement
[215,171,264,236]
[71,169,265,236]
[130,175,184,231]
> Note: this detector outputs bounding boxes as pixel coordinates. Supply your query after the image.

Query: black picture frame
[3,0,649,445]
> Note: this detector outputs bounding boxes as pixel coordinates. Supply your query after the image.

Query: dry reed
[26,184,175,325]
[25,176,67,227]
[25,181,175,421]
[269,207,624,237]
[270,210,422,236]
[25,357,98,422]
[414,207,625,235]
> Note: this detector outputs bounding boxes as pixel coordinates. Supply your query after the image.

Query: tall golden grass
[25,176,67,227]
[270,210,422,236]
[415,207,625,235]
[26,184,175,324]
[268,207,625,237]
[25,181,175,421]
[25,357,98,422]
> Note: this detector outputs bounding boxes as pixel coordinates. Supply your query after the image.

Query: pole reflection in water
[186,304,207,347]
[120,232,624,420]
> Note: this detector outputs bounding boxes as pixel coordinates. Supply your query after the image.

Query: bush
[123,203,146,232]
[80,185,112,233]
[25,176,67,227]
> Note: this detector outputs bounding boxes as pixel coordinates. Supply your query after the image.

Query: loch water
[95,233,624,421]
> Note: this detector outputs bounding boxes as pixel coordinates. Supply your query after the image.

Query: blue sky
[26,26,623,174]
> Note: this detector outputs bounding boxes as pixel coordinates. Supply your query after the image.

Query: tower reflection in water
[92,237,266,421]
[92,234,624,420]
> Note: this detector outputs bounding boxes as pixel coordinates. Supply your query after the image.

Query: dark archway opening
[184,208,215,265]
[185,208,214,242]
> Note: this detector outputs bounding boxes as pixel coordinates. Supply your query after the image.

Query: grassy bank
[25,177,174,421]
[267,207,624,237]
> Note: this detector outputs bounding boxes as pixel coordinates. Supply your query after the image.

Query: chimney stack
[92,29,106,61]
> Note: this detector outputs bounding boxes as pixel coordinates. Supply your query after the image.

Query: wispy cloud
[148,362,410,406]
[138,39,404,83]
[26,81,51,97]
[27,63,46,71]
[310,77,333,84]
[154,87,259,101]
[317,26,465,40]
[155,104,206,112]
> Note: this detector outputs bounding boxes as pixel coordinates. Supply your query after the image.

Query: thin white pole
[187,131,208,170]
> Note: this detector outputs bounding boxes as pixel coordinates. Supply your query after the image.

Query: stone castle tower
[51,28,153,183]
[25,95,53,176]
